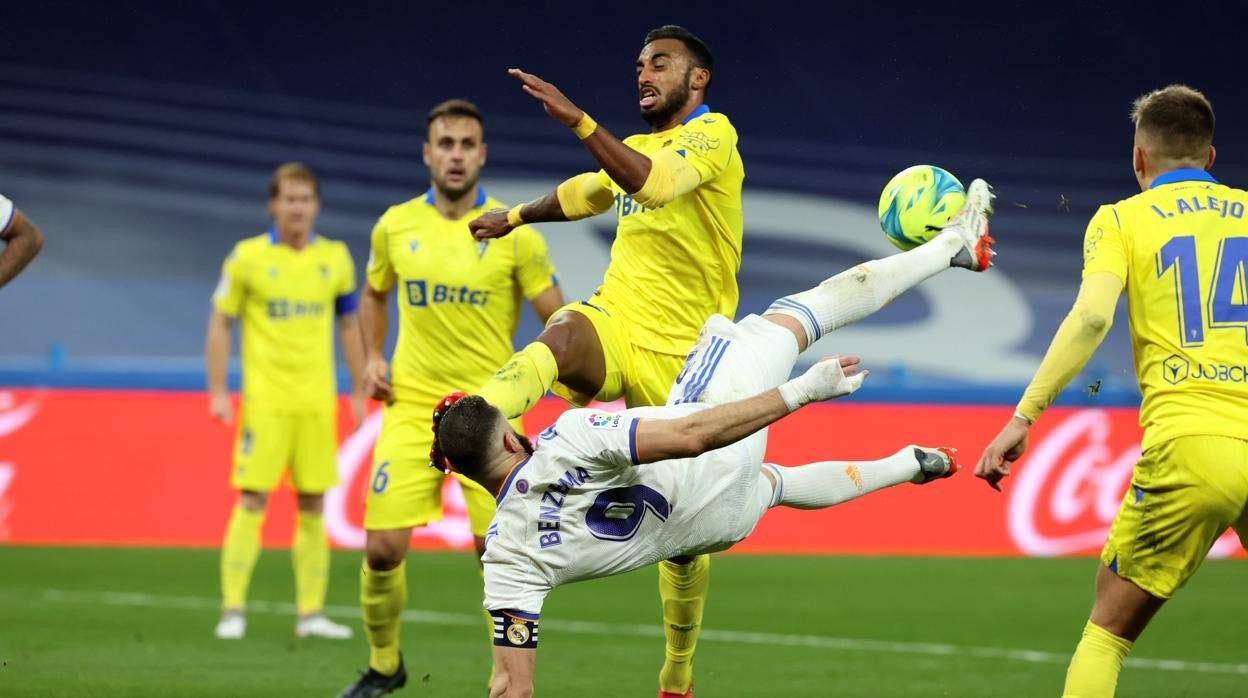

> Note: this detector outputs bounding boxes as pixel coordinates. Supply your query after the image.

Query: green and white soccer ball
[877,165,966,251]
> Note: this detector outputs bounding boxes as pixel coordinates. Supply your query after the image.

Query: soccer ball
[877,165,966,251]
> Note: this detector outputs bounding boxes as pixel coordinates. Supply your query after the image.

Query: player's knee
[295,492,325,514]
[537,321,578,372]
[238,490,268,512]
[364,531,408,571]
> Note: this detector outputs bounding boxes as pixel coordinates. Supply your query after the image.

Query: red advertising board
[0,389,1241,558]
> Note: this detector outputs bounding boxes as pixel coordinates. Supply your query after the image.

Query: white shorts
[666,314,800,545]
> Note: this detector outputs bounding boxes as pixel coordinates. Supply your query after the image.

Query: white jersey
[0,194,15,238]
[482,402,772,615]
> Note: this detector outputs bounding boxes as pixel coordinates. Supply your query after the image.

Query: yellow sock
[292,511,329,617]
[477,341,559,418]
[658,555,711,694]
[361,560,406,676]
[221,504,265,611]
[1062,620,1133,698]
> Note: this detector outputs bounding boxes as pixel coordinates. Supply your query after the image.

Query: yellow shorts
[232,409,338,494]
[363,399,516,536]
[1102,434,1248,598]
[550,299,687,408]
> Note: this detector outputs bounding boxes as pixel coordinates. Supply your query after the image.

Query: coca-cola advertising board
[0,389,1240,557]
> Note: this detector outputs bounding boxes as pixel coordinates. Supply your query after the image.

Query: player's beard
[641,73,693,129]
[434,172,479,201]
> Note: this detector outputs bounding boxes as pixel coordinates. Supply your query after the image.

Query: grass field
[1,547,1244,697]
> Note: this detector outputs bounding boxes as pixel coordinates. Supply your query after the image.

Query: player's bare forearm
[337,314,366,392]
[635,389,789,463]
[520,191,570,224]
[580,128,651,194]
[490,646,536,698]
[0,212,44,288]
[204,311,233,395]
[358,284,389,360]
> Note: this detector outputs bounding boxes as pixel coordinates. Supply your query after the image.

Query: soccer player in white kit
[434,179,996,697]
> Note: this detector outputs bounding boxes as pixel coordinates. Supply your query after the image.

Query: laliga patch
[586,412,627,430]
[491,609,539,649]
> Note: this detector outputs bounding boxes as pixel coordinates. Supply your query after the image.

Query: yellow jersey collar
[1150,168,1218,189]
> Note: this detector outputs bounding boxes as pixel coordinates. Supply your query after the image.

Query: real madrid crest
[506,621,531,646]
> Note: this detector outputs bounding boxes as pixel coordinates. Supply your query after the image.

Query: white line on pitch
[39,589,1248,677]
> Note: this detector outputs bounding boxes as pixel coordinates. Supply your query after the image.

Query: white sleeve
[551,409,642,470]
[482,542,550,615]
[0,194,15,238]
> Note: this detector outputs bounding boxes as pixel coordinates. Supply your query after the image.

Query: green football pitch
[1,547,1243,697]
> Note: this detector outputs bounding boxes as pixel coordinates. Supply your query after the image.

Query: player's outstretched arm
[0,209,44,289]
[635,356,867,463]
[975,271,1122,490]
[490,645,536,698]
[507,68,654,194]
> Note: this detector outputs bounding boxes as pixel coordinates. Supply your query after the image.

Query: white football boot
[214,612,246,640]
[296,613,354,639]
[943,178,997,271]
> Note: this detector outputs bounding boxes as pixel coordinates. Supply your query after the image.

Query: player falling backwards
[467,26,740,696]
[434,177,995,697]
[976,85,1248,698]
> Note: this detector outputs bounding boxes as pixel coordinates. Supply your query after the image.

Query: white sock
[765,231,960,347]
[765,447,922,509]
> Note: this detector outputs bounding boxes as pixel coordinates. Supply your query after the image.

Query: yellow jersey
[583,105,744,354]
[366,187,558,403]
[1082,168,1248,450]
[212,230,357,413]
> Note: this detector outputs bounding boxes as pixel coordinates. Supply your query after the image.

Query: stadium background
[2,2,1247,696]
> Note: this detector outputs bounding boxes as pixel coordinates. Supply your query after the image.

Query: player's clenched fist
[508,68,584,127]
[778,355,867,410]
[209,391,233,424]
[469,208,514,241]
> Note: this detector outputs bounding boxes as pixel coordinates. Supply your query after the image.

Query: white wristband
[1013,410,1033,425]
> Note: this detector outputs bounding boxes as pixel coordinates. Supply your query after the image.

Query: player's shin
[477,341,559,418]
[1062,621,1133,698]
[293,511,330,616]
[220,504,265,611]
[768,446,927,509]
[360,560,407,676]
[764,237,960,347]
[658,554,710,695]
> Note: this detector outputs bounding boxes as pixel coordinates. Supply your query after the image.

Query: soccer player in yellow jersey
[470,24,992,698]
[467,26,739,698]
[0,193,44,289]
[206,162,366,641]
[339,99,563,697]
[976,85,1248,698]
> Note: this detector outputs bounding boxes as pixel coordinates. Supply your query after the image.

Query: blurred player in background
[435,178,993,696]
[339,99,563,697]
[0,193,44,288]
[975,85,1247,698]
[206,162,365,640]
[468,26,742,697]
